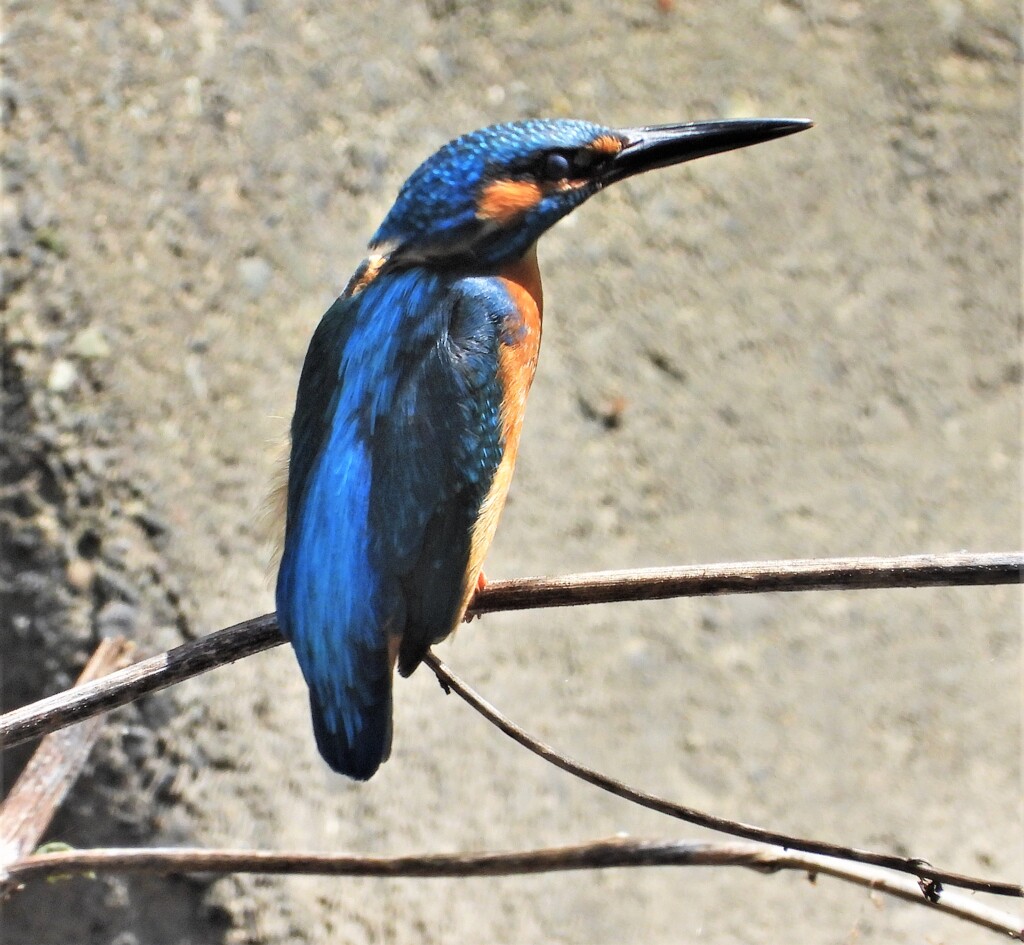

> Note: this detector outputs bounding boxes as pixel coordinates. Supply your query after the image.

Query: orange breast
[496,243,544,412]
[455,245,544,621]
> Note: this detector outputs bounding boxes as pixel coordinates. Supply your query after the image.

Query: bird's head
[368,116,811,272]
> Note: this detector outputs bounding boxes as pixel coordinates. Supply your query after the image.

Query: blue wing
[276,268,514,778]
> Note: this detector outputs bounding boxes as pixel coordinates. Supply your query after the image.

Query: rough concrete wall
[2,2,1019,943]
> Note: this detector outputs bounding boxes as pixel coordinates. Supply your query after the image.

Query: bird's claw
[463,571,488,622]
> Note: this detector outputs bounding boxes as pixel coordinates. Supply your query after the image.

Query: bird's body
[276,116,811,779]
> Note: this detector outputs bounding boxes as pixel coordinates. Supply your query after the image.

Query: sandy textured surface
[2,2,1020,943]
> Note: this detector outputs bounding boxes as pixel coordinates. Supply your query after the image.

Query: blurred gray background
[2,2,1019,943]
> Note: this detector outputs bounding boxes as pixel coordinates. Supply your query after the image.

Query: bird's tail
[308,671,393,781]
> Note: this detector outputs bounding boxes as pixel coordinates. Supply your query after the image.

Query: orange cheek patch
[477,179,543,224]
[590,134,624,156]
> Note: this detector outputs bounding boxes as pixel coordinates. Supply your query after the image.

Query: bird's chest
[456,248,544,616]
[495,245,544,430]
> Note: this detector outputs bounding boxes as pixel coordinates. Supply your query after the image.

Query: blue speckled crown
[371,119,612,266]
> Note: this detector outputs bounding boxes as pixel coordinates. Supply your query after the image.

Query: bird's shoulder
[361,272,515,566]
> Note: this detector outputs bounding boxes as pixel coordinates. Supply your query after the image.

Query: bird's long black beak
[605,118,813,184]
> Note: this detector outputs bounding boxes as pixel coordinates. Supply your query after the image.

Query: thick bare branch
[0,615,281,750]
[5,838,1022,938]
[1,553,1019,751]
[469,552,1024,614]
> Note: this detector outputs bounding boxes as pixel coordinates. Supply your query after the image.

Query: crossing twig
[424,652,1023,899]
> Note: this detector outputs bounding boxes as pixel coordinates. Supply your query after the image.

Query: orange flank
[477,179,544,224]
[457,244,544,621]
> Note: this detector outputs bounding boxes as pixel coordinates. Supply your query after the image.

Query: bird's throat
[497,243,544,323]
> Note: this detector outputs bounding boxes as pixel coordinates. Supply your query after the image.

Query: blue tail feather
[308,671,393,781]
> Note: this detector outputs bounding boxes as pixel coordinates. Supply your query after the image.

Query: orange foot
[463,571,488,622]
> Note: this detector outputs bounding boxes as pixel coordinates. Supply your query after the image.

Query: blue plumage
[277,269,516,778]
[276,115,811,778]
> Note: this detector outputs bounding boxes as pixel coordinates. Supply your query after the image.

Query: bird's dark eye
[542,153,571,181]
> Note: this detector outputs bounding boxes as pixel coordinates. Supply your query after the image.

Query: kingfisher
[275,116,811,779]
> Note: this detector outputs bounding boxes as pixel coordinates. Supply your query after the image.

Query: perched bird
[276,116,811,779]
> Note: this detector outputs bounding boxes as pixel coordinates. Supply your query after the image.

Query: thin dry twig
[0,637,133,895]
[5,838,1022,939]
[0,553,1019,904]
[1,552,1019,751]
[423,652,1023,900]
